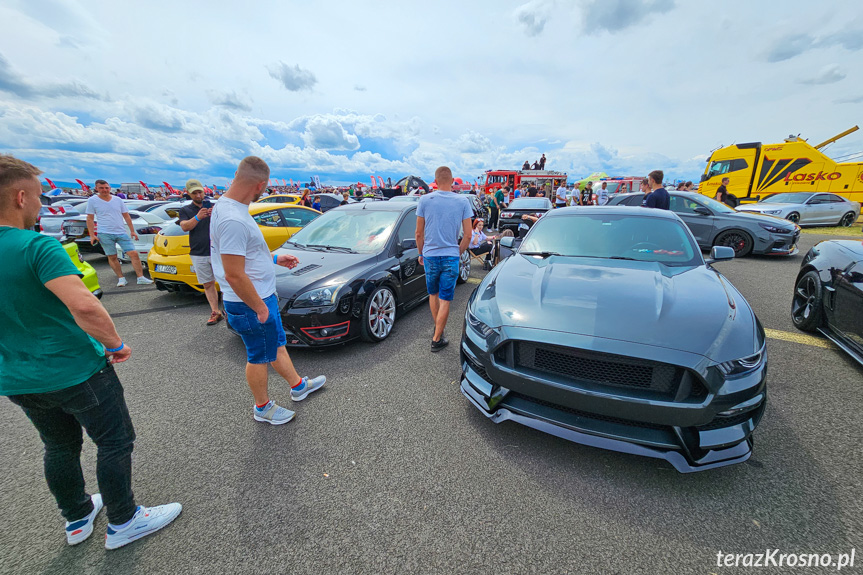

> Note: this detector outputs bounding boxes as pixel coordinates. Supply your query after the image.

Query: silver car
[736,192,860,227]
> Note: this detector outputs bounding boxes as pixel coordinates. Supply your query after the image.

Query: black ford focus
[461,206,767,472]
[229,201,470,347]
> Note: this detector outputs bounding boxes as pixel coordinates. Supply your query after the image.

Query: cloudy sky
[1,0,862,187]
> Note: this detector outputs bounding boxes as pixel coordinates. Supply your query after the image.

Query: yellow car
[64,241,102,298]
[148,203,320,293]
[256,194,301,205]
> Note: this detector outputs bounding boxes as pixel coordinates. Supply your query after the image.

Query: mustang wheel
[791,270,824,332]
[839,211,857,227]
[714,230,753,257]
[361,286,396,342]
[786,212,800,224]
[457,250,471,284]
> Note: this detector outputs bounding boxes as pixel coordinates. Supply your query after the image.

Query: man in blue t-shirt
[416,166,473,352]
[642,170,670,210]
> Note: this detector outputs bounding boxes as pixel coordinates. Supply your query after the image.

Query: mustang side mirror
[500,236,515,248]
[706,246,735,264]
[693,206,712,216]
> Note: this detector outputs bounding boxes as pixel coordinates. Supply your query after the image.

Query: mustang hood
[272,247,378,299]
[481,255,754,360]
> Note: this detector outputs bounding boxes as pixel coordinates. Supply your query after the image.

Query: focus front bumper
[460,323,766,473]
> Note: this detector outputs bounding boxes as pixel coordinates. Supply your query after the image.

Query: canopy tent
[576,171,609,190]
[394,175,430,196]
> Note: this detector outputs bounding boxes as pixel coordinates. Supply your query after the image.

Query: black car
[461,206,767,472]
[608,192,800,257]
[498,197,553,233]
[313,193,354,212]
[792,240,863,366]
[230,202,471,347]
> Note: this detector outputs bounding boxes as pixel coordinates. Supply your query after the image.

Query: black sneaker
[431,337,449,352]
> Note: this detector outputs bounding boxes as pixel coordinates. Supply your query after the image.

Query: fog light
[320,328,330,337]
[718,395,763,416]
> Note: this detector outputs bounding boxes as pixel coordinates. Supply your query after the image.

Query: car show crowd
[2,150,861,552]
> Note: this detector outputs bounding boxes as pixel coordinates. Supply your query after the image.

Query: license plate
[154,264,177,274]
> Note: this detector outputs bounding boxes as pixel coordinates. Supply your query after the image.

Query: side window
[807,194,828,205]
[670,196,699,214]
[396,211,418,244]
[825,194,844,203]
[252,210,283,227]
[279,208,319,228]
[626,195,643,206]
[707,158,748,179]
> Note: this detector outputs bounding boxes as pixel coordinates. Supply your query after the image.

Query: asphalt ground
[1,233,861,575]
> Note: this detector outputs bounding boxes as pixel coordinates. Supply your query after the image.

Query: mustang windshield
[288,210,400,254]
[521,214,701,266]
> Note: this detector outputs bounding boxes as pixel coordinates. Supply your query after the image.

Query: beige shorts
[190,255,215,284]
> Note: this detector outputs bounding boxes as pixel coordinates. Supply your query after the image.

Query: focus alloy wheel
[362,286,396,342]
[714,230,753,257]
[786,212,800,224]
[457,250,471,284]
[839,212,856,227]
[791,271,824,332]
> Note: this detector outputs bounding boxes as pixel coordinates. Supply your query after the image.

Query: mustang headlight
[467,309,497,338]
[717,350,764,377]
[292,285,342,308]
[758,222,793,234]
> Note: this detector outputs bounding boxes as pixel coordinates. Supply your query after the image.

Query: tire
[839,211,857,227]
[361,286,397,343]
[786,212,800,224]
[457,250,471,284]
[714,229,753,257]
[791,270,824,332]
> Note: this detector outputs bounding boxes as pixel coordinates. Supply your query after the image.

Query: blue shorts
[98,232,135,256]
[424,255,459,302]
[223,294,286,364]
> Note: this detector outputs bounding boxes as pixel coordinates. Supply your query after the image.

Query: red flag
[45,178,57,190]
[162,181,177,194]
[370,176,377,188]
[282,179,287,186]
[75,179,90,192]
[138,181,151,193]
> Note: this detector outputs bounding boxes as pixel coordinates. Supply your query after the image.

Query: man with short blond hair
[416,165,473,352]
[0,154,181,549]
[211,156,326,424]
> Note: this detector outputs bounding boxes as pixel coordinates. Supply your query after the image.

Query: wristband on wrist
[273,254,278,264]
[105,342,124,353]
[194,215,200,221]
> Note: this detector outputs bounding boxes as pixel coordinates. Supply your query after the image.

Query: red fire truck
[483,169,568,202]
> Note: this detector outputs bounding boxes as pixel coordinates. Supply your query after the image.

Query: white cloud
[267,62,317,92]
[207,90,252,112]
[514,0,554,36]
[300,116,360,150]
[799,64,846,85]
[577,0,675,33]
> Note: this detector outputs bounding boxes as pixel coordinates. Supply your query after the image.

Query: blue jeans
[7,363,138,524]
[224,294,286,364]
[424,255,460,301]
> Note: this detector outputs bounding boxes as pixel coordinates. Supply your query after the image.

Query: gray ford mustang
[460,206,767,472]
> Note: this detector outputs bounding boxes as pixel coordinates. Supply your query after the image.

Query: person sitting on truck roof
[522,161,530,170]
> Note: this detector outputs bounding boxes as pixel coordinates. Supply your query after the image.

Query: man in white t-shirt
[596,181,610,206]
[85,179,152,287]
[555,184,567,208]
[211,156,326,425]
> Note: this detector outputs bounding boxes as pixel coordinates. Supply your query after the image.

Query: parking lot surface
[1,233,861,575]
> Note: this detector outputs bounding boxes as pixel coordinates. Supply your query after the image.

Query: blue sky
[1,0,862,188]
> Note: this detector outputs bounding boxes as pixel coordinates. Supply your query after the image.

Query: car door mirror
[693,206,712,216]
[706,246,735,264]
[500,236,515,248]
[398,238,417,256]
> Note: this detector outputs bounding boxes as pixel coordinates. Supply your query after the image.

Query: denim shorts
[223,294,286,364]
[424,255,460,301]
[98,232,135,256]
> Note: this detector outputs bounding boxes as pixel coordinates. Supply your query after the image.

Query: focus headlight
[292,285,342,308]
[467,309,497,338]
[717,350,764,377]
[759,222,793,234]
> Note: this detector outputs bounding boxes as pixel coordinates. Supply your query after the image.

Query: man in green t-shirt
[0,155,181,550]
[490,186,507,231]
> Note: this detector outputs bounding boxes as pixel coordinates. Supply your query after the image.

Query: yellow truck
[699,126,863,204]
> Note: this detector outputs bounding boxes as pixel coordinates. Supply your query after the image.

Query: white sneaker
[253,400,296,425]
[66,493,103,545]
[136,276,154,285]
[104,503,182,550]
[117,277,127,287]
[290,375,326,402]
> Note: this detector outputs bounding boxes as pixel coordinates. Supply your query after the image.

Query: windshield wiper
[520,251,561,258]
[608,256,638,261]
[306,244,357,253]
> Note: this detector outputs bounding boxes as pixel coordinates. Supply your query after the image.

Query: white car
[736,192,861,227]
